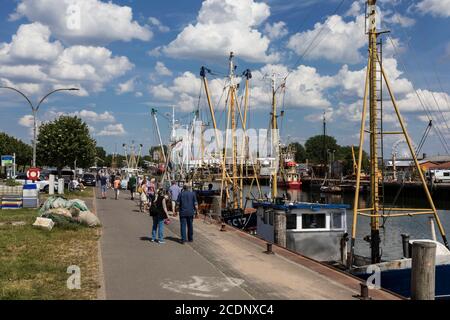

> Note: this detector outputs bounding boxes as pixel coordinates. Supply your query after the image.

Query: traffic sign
[27,168,41,181]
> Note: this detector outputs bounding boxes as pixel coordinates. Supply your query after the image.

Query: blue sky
[0,0,449,159]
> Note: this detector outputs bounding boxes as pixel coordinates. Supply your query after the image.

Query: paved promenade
[96,188,401,300]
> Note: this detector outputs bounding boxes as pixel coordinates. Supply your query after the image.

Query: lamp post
[0,87,79,167]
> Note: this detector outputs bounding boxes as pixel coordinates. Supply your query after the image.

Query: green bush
[4,178,21,186]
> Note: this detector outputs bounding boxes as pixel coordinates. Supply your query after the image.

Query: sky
[0,0,449,159]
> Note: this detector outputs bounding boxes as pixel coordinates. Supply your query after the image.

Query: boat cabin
[253,202,349,262]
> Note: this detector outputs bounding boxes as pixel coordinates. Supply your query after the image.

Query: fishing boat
[278,145,302,189]
[251,64,350,263]
[347,0,450,299]
[199,52,261,231]
[254,201,349,262]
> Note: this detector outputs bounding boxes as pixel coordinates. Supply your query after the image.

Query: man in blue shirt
[176,183,198,244]
[168,181,181,216]
[100,173,108,199]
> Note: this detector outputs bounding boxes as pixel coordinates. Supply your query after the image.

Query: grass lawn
[0,208,100,300]
[40,186,95,202]
[64,186,94,199]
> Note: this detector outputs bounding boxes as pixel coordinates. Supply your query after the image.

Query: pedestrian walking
[168,180,181,216]
[177,182,198,244]
[128,174,137,200]
[100,173,108,199]
[139,178,148,212]
[113,175,121,200]
[147,178,156,206]
[150,189,169,243]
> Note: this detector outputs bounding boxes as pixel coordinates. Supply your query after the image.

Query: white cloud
[332,57,413,98]
[0,23,134,97]
[18,114,34,127]
[149,71,226,112]
[147,46,162,57]
[263,21,288,40]
[148,17,170,33]
[116,78,136,95]
[250,64,334,109]
[384,13,416,27]
[305,107,334,123]
[162,0,278,63]
[149,84,175,101]
[98,123,126,136]
[287,14,366,64]
[72,110,115,122]
[415,0,450,18]
[10,0,152,45]
[345,1,361,17]
[154,61,172,77]
[0,23,63,64]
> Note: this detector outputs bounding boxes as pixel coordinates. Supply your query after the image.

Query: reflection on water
[244,184,450,261]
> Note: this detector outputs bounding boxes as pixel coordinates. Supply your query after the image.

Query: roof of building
[421,155,450,163]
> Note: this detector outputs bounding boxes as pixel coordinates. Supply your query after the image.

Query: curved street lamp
[0,86,79,167]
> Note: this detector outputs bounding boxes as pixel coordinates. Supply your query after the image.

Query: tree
[95,146,107,160]
[305,135,339,164]
[0,132,32,168]
[288,142,306,163]
[337,145,369,175]
[36,116,96,175]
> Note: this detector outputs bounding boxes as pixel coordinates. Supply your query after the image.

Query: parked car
[14,173,57,193]
[427,169,450,183]
[81,173,96,186]
[42,169,75,186]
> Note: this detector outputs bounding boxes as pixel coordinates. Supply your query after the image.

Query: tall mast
[322,111,327,168]
[271,73,278,199]
[229,52,239,209]
[349,0,449,267]
[151,108,167,165]
[368,0,381,264]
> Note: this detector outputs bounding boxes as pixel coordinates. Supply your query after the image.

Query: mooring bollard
[411,241,436,300]
[353,283,371,300]
[220,222,226,232]
[264,242,274,254]
[401,234,410,258]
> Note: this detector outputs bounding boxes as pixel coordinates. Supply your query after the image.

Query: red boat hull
[278,180,302,189]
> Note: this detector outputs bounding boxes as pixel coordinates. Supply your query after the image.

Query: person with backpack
[150,189,169,244]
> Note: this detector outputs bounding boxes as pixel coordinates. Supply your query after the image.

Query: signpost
[1,154,16,178]
[26,167,41,181]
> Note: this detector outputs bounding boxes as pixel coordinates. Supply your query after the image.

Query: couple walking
[150,182,198,244]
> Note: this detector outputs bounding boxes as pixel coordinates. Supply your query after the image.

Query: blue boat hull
[355,264,450,299]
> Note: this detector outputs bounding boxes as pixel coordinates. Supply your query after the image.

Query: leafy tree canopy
[0,132,32,166]
[36,116,96,172]
[288,142,306,163]
[305,135,339,164]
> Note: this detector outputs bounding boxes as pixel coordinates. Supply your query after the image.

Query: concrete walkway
[97,188,401,300]
[97,189,251,300]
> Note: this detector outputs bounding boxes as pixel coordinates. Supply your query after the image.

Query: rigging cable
[386,36,450,154]
[282,0,348,86]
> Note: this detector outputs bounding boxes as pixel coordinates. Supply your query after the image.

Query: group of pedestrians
[97,170,199,245]
[98,170,122,200]
[142,180,198,245]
